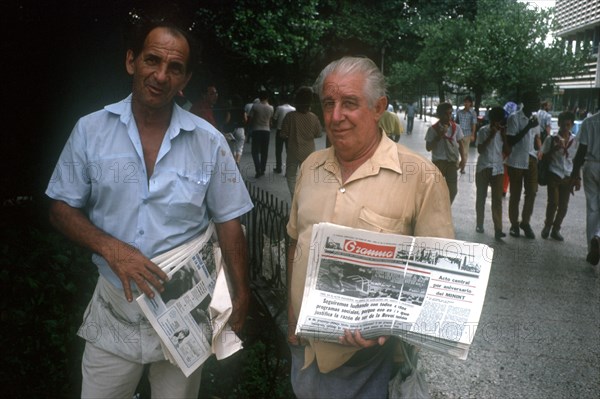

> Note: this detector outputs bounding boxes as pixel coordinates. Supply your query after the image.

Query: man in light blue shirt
[46,20,253,398]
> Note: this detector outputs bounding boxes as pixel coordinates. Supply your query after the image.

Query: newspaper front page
[295,223,493,360]
[136,223,241,377]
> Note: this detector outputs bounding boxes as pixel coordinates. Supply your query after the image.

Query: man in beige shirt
[286,56,454,398]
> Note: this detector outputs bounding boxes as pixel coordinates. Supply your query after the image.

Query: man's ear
[374,96,387,119]
[125,50,135,76]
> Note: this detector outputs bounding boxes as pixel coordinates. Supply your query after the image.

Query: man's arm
[570,143,587,193]
[507,118,538,146]
[49,200,168,302]
[214,218,250,334]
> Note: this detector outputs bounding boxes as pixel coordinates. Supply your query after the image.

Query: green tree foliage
[450,0,588,105]
[198,0,329,65]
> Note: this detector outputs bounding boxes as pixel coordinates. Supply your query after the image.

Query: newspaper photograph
[137,223,240,377]
[295,222,493,359]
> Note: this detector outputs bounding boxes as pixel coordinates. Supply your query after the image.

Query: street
[237,113,599,398]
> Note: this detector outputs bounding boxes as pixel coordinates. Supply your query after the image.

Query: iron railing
[241,182,290,334]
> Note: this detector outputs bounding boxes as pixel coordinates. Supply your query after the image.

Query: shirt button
[339,187,346,193]
[139,230,144,235]
[142,199,148,204]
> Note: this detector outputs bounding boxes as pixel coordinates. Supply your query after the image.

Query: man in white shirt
[273,95,296,173]
[475,107,508,240]
[571,110,600,265]
[506,91,542,239]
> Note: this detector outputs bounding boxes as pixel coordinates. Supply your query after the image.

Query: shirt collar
[320,131,403,182]
[105,94,197,140]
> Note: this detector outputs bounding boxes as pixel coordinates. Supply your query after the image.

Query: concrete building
[554,0,600,115]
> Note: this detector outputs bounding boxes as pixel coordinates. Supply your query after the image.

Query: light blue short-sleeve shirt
[46,95,253,288]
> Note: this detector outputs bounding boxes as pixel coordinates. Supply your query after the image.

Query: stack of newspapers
[137,223,241,377]
[296,223,493,360]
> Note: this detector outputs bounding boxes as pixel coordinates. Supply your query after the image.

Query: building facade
[554,0,600,116]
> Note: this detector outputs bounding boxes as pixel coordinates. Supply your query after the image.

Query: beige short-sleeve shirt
[287,134,455,372]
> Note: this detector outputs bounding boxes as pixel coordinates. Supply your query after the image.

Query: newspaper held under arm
[296,222,493,360]
[136,222,242,377]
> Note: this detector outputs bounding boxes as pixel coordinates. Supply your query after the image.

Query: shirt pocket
[356,206,413,235]
[166,172,209,221]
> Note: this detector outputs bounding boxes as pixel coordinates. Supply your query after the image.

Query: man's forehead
[322,74,365,99]
[143,27,190,61]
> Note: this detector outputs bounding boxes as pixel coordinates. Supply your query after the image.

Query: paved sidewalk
[239,114,599,398]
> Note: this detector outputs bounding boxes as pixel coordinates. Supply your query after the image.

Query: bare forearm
[49,200,121,262]
[49,199,167,300]
[215,218,250,333]
[215,218,250,295]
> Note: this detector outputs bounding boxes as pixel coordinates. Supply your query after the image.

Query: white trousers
[583,161,600,250]
[81,341,203,398]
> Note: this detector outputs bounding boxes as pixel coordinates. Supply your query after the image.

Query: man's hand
[526,117,539,130]
[570,177,582,195]
[339,329,388,348]
[229,286,250,334]
[107,242,169,302]
[48,200,168,302]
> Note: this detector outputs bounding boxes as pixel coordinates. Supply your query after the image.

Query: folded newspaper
[136,223,242,377]
[296,222,493,360]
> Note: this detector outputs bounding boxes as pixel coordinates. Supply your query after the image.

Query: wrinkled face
[321,72,385,161]
[126,27,191,112]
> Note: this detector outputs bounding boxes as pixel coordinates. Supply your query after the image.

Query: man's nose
[154,65,168,82]
[331,103,345,121]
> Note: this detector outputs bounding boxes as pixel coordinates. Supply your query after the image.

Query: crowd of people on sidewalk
[419,92,599,268]
[44,10,599,399]
[185,80,599,269]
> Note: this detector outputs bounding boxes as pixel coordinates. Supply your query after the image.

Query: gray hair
[313,56,387,109]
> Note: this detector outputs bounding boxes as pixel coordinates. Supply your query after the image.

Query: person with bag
[425,102,466,203]
[540,111,579,241]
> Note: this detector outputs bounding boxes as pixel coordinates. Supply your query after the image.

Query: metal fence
[241,182,290,334]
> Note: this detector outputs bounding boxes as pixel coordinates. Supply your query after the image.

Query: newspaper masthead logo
[343,240,395,258]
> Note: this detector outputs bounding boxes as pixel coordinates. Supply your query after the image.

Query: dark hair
[558,111,575,126]
[126,5,200,73]
[464,95,473,103]
[489,106,505,123]
[436,102,453,117]
[294,86,313,113]
[258,90,269,101]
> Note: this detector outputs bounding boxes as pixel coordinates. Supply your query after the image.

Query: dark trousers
[476,169,504,232]
[406,117,414,134]
[508,155,538,227]
[545,173,571,230]
[251,130,270,174]
[274,130,287,170]
[433,160,458,204]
